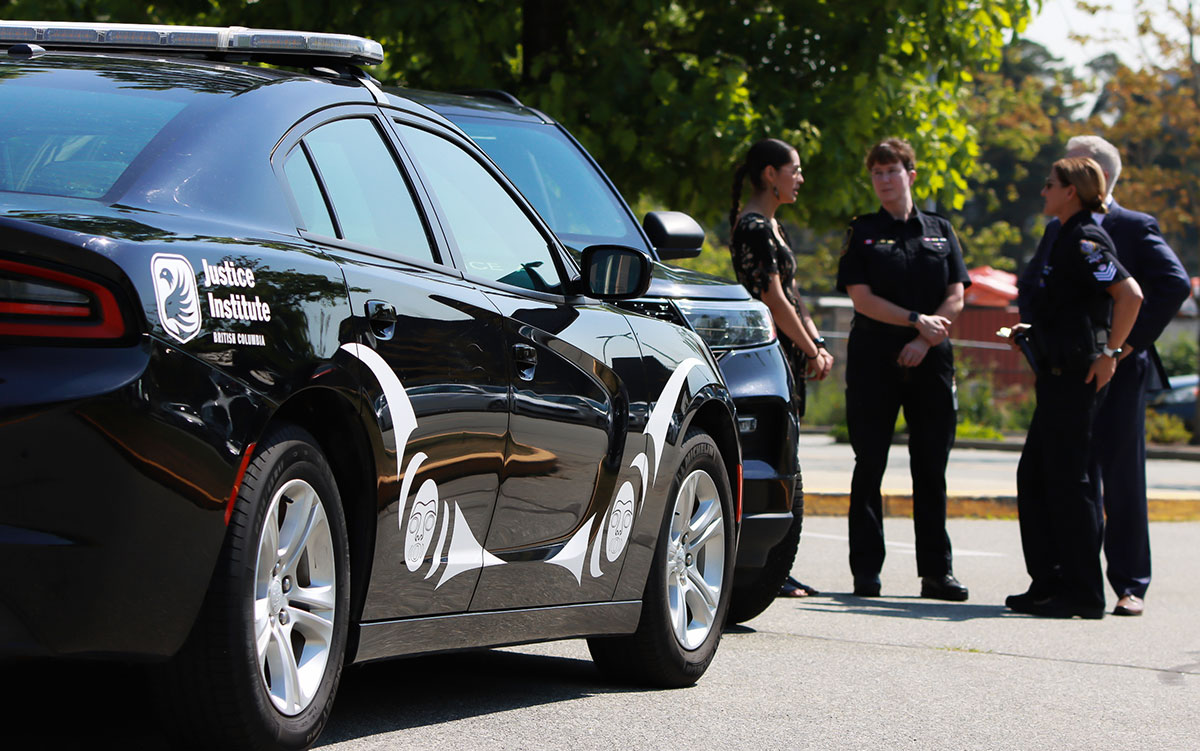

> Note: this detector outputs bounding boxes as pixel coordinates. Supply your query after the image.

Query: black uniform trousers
[845,327,955,580]
[1016,367,1108,610]
[1090,351,1152,599]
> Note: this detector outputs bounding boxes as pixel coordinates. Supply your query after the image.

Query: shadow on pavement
[317,649,644,745]
[0,648,647,748]
[786,592,1014,621]
[2,660,173,748]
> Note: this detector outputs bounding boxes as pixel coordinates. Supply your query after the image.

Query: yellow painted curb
[805,493,1200,522]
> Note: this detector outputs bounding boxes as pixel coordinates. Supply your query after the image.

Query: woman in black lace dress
[729,138,834,596]
[730,138,833,394]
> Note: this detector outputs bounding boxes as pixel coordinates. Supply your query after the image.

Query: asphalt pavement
[6,516,1198,749]
[800,433,1200,520]
[319,516,1200,750]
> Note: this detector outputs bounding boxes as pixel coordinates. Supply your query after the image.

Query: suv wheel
[588,429,735,687]
[157,425,350,750]
[726,474,804,624]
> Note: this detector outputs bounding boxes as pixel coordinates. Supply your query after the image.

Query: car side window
[397,124,561,293]
[289,117,435,264]
[283,148,337,238]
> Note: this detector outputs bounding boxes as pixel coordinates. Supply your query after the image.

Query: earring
[772,185,779,199]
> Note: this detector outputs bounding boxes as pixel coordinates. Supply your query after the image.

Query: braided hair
[730,138,798,230]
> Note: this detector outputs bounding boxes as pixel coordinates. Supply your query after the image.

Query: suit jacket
[1017,200,1191,390]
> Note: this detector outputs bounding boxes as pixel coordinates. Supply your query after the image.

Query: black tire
[156,425,350,750]
[726,474,805,624]
[587,428,735,687]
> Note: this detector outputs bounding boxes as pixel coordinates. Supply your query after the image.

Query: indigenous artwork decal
[343,343,702,588]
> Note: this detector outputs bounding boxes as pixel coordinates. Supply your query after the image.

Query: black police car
[0,22,741,750]
[406,90,805,624]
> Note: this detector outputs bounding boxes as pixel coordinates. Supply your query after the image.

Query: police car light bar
[0,21,384,65]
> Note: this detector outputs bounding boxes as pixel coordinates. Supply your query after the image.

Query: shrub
[803,380,845,427]
[956,420,1004,440]
[1159,332,1199,379]
[1145,409,1192,445]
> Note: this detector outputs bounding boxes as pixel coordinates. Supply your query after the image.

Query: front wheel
[588,428,735,687]
[157,425,350,750]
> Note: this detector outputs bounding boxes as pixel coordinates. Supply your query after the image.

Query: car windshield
[0,67,190,200]
[451,116,646,252]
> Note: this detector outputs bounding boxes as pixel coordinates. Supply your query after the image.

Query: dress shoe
[1007,593,1104,619]
[1113,594,1144,616]
[921,574,969,602]
[853,576,881,597]
[1005,590,1047,612]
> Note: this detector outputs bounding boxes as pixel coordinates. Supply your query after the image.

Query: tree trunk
[521,0,569,86]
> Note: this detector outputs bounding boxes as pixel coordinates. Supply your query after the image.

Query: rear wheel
[157,425,350,750]
[726,476,804,624]
[588,428,735,687]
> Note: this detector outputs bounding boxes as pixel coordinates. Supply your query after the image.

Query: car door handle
[365,300,397,341]
[512,343,537,381]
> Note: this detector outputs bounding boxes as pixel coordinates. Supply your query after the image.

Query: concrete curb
[800,427,1200,461]
[805,492,1200,522]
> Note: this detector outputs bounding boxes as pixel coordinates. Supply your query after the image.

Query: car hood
[646,260,749,301]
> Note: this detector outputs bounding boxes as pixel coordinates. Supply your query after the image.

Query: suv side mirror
[580,245,653,300]
[643,210,704,260]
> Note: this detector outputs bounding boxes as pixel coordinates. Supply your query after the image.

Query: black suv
[0,22,741,750]
[408,90,804,623]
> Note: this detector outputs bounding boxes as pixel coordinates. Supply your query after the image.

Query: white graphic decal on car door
[343,344,702,588]
[341,342,505,587]
[547,357,702,583]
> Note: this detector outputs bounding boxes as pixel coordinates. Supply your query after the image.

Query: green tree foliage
[1,0,1032,235]
[957,38,1082,270]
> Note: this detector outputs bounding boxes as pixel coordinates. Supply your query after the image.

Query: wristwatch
[1102,345,1123,359]
[814,336,827,350]
[908,311,919,326]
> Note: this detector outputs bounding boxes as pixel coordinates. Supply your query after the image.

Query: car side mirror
[643,210,704,260]
[580,245,652,300]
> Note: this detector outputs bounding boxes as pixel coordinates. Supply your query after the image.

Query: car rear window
[0,83,186,200]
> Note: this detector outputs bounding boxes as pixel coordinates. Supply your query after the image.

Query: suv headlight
[675,298,776,349]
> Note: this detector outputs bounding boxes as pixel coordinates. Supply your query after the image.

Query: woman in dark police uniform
[835,138,970,601]
[1007,157,1143,619]
[728,138,834,597]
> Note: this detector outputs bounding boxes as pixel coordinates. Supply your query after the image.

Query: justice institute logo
[151,253,201,343]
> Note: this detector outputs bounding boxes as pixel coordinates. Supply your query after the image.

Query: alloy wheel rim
[253,478,337,716]
[665,468,725,650]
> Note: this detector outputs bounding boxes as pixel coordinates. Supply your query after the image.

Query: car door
[393,118,647,609]
[275,109,508,619]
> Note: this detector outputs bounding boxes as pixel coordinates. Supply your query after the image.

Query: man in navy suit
[1018,135,1191,616]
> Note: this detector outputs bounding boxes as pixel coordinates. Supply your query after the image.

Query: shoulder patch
[1093,263,1117,282]
[1079,239,1097,255]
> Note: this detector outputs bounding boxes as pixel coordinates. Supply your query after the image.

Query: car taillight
[0,257,127,339]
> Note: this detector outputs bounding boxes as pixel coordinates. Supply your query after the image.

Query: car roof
[401,88,552,125]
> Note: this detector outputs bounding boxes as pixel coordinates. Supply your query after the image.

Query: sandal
[778,575,820,597]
